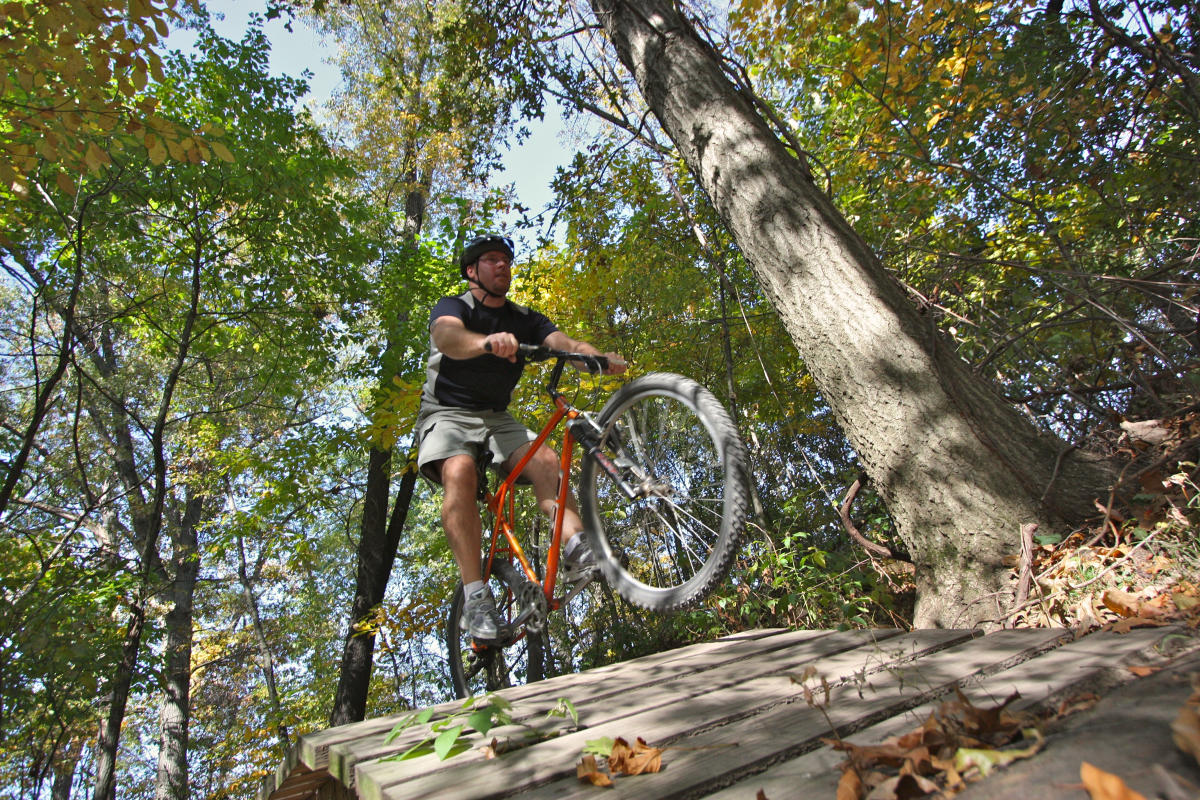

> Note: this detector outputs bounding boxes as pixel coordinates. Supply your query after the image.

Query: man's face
[469,249,513,294]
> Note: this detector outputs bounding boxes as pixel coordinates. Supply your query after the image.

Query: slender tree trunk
[51,737,82,800]
[94,248,204,799]
[237,532,291,752]
[589,0,1117,626]
[331,461,418,724]
[331,182,427,724]
[0,189,96,518]
[154,490,204,800]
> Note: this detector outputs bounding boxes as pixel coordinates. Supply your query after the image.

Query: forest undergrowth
[692,400,1200,642]
[992,405,1200,635]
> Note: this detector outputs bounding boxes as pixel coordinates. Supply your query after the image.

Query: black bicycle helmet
[458,234,515,279]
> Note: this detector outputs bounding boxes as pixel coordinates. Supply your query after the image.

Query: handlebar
[484,341,610,374]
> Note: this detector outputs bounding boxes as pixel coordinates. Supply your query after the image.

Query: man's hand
[602,353,628,376]
[482,332,520,362]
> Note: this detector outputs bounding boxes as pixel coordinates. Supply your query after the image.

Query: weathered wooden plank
[324,629,841,788]
[262,766,345,800]
[299,628,818,781]
[470,628,832,708]
[956,644,1200,799]
[510,629,1071,800]
[701,627,1176,800]
[355,629,977,800]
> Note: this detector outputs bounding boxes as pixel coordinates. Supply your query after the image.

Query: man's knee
[439,455,478,493]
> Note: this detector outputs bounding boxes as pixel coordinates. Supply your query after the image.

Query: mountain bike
[445,345,749,698]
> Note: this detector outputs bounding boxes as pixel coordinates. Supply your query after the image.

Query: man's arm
[543,331,627,376]
[431,316,521,362]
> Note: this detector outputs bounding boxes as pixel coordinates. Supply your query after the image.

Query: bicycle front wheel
[579,372,749,612]
[445,560,548,699]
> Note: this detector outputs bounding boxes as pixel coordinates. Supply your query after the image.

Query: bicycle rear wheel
[446,560,548,699]
[579,372,749,612]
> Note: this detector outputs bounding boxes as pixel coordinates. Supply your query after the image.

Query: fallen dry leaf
[1107,616,1168,633]
[1102,588,1144,618]
[1080,761,1148,800]
[1127,665,1161,677]
[864,772,939,799]
[836,767,863,800]
[608,736,663,776]
[576,754,614,787]
[953,729,1045,777]
[1172,674,1200,768]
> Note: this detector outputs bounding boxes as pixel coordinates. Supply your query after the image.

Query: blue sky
[175,1,570,219]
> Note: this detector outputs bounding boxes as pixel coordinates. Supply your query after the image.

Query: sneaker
[561,537,599,584]
[463,587,508,644]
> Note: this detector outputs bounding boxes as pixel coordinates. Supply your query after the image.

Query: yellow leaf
[165,135,185,162]
[210,141,235,163]
[145,134,167,165]
[133,59,148,91]
[55,171,77,195]
[1080,762,1148,800]
[954,729,1044,777]
[84,142,111,172]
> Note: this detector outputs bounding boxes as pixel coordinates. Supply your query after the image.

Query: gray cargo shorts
[415,407,537,484]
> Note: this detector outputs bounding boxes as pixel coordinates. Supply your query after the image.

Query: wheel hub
[516,580,549,634]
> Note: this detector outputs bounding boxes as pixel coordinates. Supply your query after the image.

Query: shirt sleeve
[529,309,559,344]
[429,296,467,329]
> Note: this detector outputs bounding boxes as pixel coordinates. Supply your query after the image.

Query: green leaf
[467,708,497,736]
[583,737,615,757]
[392,741,436,761]
[434,724,464,760]
[547,697,579,727]
[384,708,435,743]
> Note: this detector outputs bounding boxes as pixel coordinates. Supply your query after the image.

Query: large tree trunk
[589,0,1117,627]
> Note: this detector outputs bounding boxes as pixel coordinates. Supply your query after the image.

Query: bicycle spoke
[446,560,549,698]
[581,373,748,611]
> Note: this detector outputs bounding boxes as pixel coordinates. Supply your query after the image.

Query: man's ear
[465,263,477,282]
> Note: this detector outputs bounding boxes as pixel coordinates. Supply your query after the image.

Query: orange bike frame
[480,394,583,610]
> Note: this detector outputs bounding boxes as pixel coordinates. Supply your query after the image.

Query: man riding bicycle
[415,234,626,645]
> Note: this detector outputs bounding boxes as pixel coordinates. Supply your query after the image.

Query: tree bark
[589,0,1117,627]
[154,490,205,800]
[331,184,427,725]
[331,459,418,724]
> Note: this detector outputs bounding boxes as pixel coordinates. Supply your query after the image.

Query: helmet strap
[466,269,507,300]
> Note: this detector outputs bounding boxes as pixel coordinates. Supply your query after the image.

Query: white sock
[564,535,585,560]
[465,580,484,597]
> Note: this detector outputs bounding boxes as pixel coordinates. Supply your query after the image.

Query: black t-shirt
[419,291,558,412]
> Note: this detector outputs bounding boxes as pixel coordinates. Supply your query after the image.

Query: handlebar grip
[483,340,609,371]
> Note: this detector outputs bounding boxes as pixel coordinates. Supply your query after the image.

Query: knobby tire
[579,372,749,612]
[446,559,547,699]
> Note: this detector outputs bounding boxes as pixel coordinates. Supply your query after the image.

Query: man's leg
[505,442,585,541]
[439,453,484,583]
[437,453,510,643]
[504,443,596,580]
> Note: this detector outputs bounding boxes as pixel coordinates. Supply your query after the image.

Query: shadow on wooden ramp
[260,625,1199,800]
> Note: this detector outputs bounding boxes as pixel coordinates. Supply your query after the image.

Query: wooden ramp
[262,626,1197,800]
